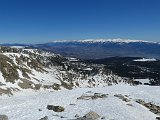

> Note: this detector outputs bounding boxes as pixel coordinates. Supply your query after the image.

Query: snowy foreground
[0,84,160,120]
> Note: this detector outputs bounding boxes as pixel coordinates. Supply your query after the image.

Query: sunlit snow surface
[51,38,154,43]
[0,84,160,120]
[133,58,157,62]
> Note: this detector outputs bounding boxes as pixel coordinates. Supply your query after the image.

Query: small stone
[126,104,133,107]
[101,116,105,119]
[38,109,42,111]
[39,116,48,120]
[86,91,92,93]
[75,114,80,118]
[60,116,65,118]
[47,105,64,112]
[125,95,129,97]
[69,103,76,106]
[122,98,130,102]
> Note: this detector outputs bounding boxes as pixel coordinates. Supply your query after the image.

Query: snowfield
[0,84,160,120]
[133,58,157,62]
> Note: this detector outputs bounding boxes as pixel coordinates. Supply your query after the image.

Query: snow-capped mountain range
[24,38,160,59]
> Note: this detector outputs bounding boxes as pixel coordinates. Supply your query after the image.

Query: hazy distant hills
[29,39,160,59]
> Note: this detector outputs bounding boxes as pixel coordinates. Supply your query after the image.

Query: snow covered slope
[0,84,160,120]
[0,46,160,120]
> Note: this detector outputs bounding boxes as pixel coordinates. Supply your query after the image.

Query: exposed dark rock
[75,114,80,118]
[122,98,130,102]
[136,99,160,116]
[61,81,73,90]
[0,54,19,83]
[47,105,64,112]
[135,99,145,105]
[69,103,76,106]
[156,117,160,120]
[34,84,42,90]
[39,116,48,120]
[0,88,12,96]
[18,79,34,89]
[101,116,105,119]
[52,83,60,90]
[38,109,42,111]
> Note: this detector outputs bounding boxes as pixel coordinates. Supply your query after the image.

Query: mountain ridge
[0,46,127,95]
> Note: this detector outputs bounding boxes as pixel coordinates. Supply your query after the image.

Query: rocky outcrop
[114,94,131,102]
[77,92,108,100]
[0,46,127,95]
[136,99,160,116]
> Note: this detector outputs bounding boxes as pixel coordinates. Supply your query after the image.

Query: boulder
[84,111,100,120]
[0,115,8,120]
[156,117,160,120]
[75,111,100,120]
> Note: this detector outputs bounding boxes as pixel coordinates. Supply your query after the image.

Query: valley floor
[0,84,160,120]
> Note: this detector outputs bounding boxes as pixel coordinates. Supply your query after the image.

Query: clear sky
[0,0,160,43]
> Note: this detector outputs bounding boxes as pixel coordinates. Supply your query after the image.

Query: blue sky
[0,0,160,43]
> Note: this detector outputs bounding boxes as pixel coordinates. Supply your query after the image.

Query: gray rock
[114,94,123,98]
[136,99,145,105]
[39,116,48,120]
[78,92,108,100]
[38,109,42,111]
[144,103,152,108]
[75,111,100,120]
[75,114,80,118]
[0,115,8,120]
[122,98,130,102]
[47,105,64,112]
[126,104,133,107]
[150,109,158,114]
[84,111,100,120]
